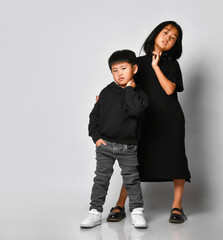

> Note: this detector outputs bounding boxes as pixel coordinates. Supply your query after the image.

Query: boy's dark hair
[141,21,183,60]
[108,50,137,70]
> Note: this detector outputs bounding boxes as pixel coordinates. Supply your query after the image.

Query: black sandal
[169,208,187,224]
[107,206,126,222]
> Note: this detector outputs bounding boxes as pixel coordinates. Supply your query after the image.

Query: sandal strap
[110,206,124,212]
[171,208,183,214]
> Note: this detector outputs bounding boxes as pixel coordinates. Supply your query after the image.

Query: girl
[107,21,191,224]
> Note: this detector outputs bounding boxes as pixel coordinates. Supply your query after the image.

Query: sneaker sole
[132,224,148,229]
[80,221,102,228]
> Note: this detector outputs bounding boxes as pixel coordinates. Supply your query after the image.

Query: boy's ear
[133,64,138,74]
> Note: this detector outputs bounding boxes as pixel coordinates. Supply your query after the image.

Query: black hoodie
[88,82,148,145]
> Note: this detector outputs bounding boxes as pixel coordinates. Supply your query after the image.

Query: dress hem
[140,177,191,183]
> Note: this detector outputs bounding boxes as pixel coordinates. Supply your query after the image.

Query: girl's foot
[107,206,126,222]
[171,203,183,215]
[169,208,187,223]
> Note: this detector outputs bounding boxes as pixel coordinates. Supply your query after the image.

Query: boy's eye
[122,67,126,70]
[113,70,117,73]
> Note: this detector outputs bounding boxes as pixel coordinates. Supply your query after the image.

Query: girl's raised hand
[152,51,162,69]
[126,79,136,89]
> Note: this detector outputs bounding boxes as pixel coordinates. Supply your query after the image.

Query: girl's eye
[113,70,117,73]
[122,68,126,70]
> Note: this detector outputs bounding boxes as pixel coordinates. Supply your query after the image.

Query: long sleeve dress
[135,54,191,182]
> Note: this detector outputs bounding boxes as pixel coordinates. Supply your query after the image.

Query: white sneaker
[80,209,102,228]
[131,208,148,229]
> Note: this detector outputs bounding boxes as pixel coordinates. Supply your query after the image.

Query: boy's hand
[126,80,136,89]
[95,138,107,147]
[96,95,99,102]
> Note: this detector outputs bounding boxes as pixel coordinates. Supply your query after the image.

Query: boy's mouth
[119,77,124,80]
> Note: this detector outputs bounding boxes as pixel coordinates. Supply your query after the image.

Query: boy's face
[111,62,138,88]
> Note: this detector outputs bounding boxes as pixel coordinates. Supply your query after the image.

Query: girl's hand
[126,79,136,89]
[96,95,99,102]
[152,51,162,69]
[95,138,107,147]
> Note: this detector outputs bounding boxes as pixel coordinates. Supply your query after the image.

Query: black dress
[135,55,191,182]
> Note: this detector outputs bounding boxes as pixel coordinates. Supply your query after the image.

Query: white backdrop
[1,0,223,239]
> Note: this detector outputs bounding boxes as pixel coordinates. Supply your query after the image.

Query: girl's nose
[166,34,172,41]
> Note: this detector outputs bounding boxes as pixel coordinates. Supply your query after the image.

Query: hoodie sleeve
[124,86,149,117]
[88,100,101,143]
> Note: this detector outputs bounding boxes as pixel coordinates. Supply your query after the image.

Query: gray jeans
[90,140,144,212]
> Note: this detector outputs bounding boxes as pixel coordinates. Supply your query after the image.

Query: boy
[80,50,148,229]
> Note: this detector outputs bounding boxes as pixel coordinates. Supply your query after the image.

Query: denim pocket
[127,145,137,151]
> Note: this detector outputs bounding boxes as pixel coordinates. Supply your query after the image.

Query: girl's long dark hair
[141,21,183,60]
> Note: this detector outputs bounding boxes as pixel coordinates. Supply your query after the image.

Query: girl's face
[154,24,179,53]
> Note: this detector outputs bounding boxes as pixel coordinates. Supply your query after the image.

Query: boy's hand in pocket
[95,139,107,147]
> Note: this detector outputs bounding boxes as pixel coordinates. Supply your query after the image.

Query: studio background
[0,0,223,239]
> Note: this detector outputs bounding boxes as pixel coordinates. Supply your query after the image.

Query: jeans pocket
[127,145,137,151]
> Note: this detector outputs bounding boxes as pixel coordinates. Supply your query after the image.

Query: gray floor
[77,212,220,240]
[76,207,223,240]
[1,190,222,240]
